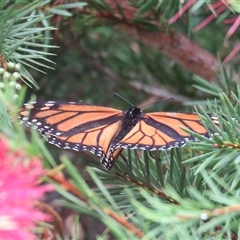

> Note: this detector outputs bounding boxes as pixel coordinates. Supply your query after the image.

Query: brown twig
[82,0,237,83]
[48,171,145,238]
[116,172,180,205]
[36,201,64,240]
[115,23,222,83]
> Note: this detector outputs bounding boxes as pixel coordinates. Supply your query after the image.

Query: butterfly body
[113,107,143,144]
[19,101,212,170]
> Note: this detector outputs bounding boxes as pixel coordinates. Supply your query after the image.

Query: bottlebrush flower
[0,136,53,240]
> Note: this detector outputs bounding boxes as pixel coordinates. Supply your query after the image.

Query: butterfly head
[125,107,143,119]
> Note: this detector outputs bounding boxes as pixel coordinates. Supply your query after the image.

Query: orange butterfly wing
[117,112,210,150]
[19,101,124,169]
[20,102,213,170]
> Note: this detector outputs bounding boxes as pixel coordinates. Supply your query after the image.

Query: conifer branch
[79,0,238,83]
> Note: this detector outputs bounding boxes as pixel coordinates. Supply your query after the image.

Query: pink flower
[169,0,240,63]
[193,1,227,32]
[0,136,53,240]
[168,0,196,24]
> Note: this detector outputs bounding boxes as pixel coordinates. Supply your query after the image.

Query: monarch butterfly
[19,100,214,170]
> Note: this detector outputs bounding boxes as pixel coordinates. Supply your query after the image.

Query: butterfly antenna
[140,97,175,109]
[112,93,134,106]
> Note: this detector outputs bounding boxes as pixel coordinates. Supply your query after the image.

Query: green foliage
[0,1,58,87]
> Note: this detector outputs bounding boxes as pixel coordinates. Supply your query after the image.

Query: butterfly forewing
[19,101,124,167]
[118,112,211,151]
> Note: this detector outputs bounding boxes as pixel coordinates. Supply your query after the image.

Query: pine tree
[1,1,240,239]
